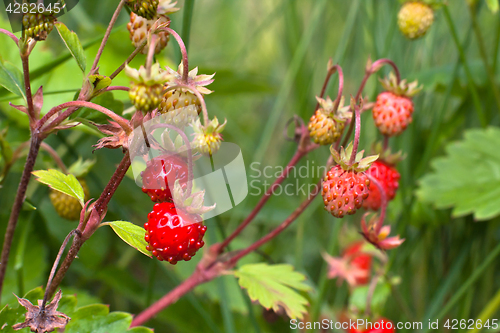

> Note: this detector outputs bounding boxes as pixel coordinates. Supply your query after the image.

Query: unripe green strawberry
[22,12,56,41]
[50,179,90,221]
[127,0,159,20]
[398,1,434,40]
[127,13,170,54]
[308,96,349,145]
[192,117,226,156]
[160,63,215,128]
[126,63,170,112]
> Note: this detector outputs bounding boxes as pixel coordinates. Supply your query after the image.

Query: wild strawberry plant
[0,0,500,332]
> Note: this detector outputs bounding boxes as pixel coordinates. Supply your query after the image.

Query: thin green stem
[443,6,487,127]
[468,2,500,114]
[434,243,500,324]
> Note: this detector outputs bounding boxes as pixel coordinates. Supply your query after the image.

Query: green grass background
[1,0,500,332]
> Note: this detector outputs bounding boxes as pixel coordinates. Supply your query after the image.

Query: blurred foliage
[0,0,499,332]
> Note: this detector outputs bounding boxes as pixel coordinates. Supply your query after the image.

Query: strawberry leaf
[233,263,310,320]
[103,221,152,258]
[54,22,86,73]
[416,127,500,221]
[32,169,84,206]
[0,61,26,102]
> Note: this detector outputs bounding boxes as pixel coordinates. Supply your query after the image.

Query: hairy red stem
[91,0,127,71]
[39,101,132,135]
[365,173,387,234]
[227,182,321,266]
[21,54,36,126]
[131,272,207,326]
[0,135,41,300]
[47,153,131,297]
[315,64,344,111]
[348,105,361,165]
[218,148,308,252]
[159,27,189,83]
[0,28,19,45]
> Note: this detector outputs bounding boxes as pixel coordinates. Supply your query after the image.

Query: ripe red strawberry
[144,202,207,264]
[141,154,189,202]
[323,143,377,218]
[362,161,400,210]
[323,165,370,218]
[349,318,395,333]
[372,73,421,137]
[343,241,372,285]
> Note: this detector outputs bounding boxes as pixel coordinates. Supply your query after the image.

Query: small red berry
[343,241,372,285]
[372,91,414,137]
[363,161,400,211]
[141,154,189,202]
[322,165,370,218]
[144,202,207,264]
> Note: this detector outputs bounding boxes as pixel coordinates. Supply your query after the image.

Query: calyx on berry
[379,72,421,98]
[330,142,379,173]
[308,96,351,145]
[126,63,170,112]
[192,117,226,156]
[171,180,215,215]
[361,213,404,251]
[164,62,215,93]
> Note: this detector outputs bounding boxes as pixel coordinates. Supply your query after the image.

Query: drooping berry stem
[42,229,81,307]
[47,152,132,297]
[365,173,387,234]
[343,58,402,148]
[148,123,194,197]
[161,27,189,83]
[21,53,36,126]
[105,86,130,92]
[0,28,19,45]
[39,100,133,135]
[348,104,361,165]
[110,39,148,79]
[371,59,401,84]
[218,147,309,253]
[91,0,127,72]
[146,35,159,77]
[315,63,344,111]
[131,270,209,326]
[40,142,68,174]
[383,135,389,152]
[227,181,321,266]
[0,135,41,300]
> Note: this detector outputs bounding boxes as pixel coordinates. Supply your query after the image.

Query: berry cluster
[140,155,208,264]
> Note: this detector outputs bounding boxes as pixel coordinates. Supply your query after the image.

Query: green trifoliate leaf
[32,169,84,206]
[233,263,311,320]
[103,221,152,258]
[416,127,500,221]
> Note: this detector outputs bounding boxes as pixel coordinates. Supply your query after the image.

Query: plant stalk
[0,135,41,300]
[47,153,131,297]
